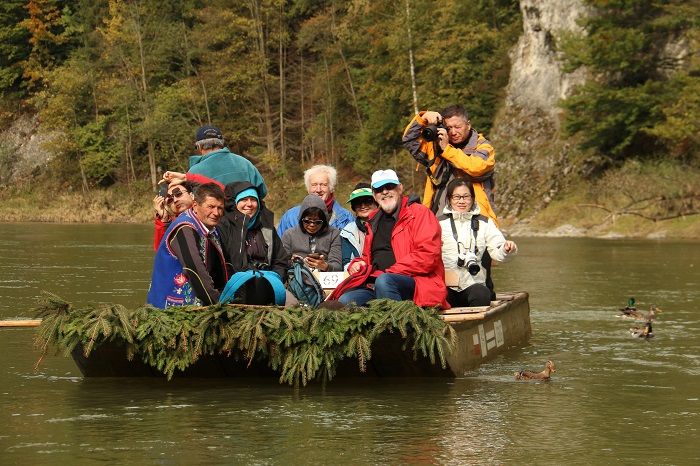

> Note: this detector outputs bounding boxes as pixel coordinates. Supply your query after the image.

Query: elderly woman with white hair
[276,164,355,237]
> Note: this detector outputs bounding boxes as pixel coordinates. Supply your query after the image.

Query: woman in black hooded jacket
[218,181,290,304]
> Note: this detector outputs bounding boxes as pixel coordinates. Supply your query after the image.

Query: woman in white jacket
[439,178,518,307]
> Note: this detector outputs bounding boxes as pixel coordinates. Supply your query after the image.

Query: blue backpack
[286,258,325,308]
[219,270,286,306]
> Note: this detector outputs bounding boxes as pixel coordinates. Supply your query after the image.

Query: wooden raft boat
[69,291,531,378]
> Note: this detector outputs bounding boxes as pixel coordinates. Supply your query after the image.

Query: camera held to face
[457,251,480,276]
[421,123,448,142]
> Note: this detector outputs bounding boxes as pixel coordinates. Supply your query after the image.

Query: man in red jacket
[328,169,449,309]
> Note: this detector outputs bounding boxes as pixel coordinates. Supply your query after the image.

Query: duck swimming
[617,304,662,321]
[619,297,637,313]
[514,360,555,380]
[630,321,654,339]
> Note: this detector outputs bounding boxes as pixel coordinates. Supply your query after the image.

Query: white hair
[304,165,337,192]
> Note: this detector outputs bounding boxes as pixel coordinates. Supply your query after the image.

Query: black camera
[158,183,168,198]
[421,123,447,142]
[457,251,481,276]
[249,261,270,271]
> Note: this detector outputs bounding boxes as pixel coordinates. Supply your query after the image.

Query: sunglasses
[352,198,376,208]
[165,189,188,204]
[302,219,324,226]
[372,183,397,194]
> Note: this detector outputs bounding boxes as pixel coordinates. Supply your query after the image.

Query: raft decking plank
[439,306,489,315]
[0,319,42,327]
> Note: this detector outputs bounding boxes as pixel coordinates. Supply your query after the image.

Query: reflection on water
[0,224,698,464]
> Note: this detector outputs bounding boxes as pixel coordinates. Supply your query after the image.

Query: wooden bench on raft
[437,270,494,323]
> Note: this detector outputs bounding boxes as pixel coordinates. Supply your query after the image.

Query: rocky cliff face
[0,114,57,184]
[505,0,589,120]
[493,0,591,224]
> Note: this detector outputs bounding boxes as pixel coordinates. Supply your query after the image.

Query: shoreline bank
[1,218,698,241]
[2,181,698,240]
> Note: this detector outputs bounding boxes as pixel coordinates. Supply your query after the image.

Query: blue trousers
[338,273,416,306]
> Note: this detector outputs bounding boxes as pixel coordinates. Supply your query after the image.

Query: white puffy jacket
[439,203,517,292]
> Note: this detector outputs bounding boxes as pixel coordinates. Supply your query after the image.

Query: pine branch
[30,296,458,385]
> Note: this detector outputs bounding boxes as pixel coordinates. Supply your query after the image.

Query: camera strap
[426,140,441,185]
[470,216,480,255]
[449,214,479,255]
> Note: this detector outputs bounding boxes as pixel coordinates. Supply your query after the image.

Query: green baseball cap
[346,185,373,204]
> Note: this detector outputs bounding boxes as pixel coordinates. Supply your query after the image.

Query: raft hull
[335,291,531,377]
[70,291,531,378]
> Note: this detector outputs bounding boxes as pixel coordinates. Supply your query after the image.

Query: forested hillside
[1,0,699,236]
[1,0,521,186]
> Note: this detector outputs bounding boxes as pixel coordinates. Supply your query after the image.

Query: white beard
[379,195,398,214]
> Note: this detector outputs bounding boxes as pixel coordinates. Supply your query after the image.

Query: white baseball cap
[371,169,400,189]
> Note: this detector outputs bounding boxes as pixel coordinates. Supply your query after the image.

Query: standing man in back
[402,104,498,227]
[403,104,499,299]
[188,125,268,199]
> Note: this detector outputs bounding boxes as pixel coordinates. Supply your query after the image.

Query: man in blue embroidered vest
[147,183,229,309]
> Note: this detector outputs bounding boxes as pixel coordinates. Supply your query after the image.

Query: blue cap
[196,125,223,142]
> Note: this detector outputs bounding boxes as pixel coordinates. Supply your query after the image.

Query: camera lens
[467,261,480,276]
[421,125,439,142]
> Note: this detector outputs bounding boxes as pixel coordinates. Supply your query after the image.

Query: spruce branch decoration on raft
[32,293,456,386]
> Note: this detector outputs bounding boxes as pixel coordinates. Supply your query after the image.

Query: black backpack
[286,257,325,308]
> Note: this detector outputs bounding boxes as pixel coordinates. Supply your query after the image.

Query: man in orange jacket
[402,104,498,228]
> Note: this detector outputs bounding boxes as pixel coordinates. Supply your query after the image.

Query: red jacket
[328,195,449,309]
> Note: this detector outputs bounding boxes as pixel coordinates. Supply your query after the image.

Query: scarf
[324,193,335,215]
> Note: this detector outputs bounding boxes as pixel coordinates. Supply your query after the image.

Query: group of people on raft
[146,104,518,311]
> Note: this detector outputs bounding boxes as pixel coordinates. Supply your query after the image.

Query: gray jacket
[281,194,342,271]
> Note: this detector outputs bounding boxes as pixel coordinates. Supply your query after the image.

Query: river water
[0,223,698,464]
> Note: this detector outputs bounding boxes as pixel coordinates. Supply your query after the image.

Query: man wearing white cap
[328,169,449,309]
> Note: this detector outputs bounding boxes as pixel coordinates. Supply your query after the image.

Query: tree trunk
[148,138,156,190]
[78,151,89,194]
[300,50,307,165]
[406,0,419,115]
[278,2,286,162]
[323,56,335,165]
[125,106,136,184]
[201,79,211,124]
[134,7,157,190]
[331,2,362,130]
[249,0,276,158]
